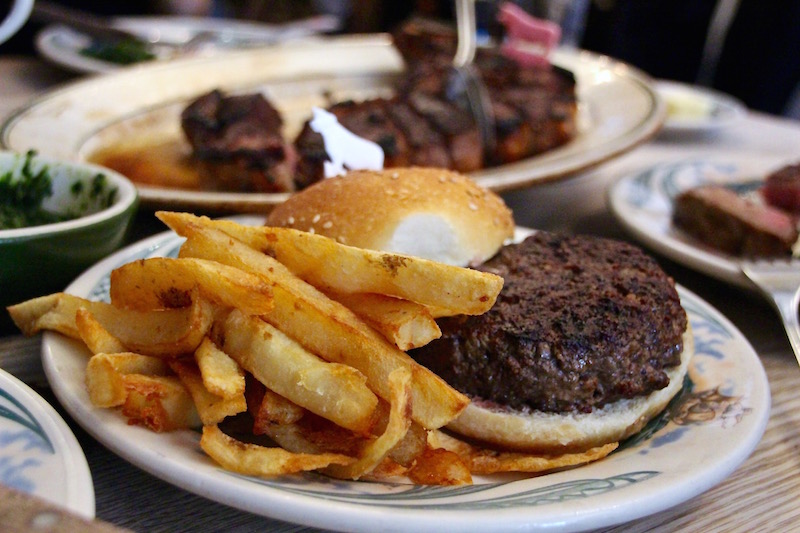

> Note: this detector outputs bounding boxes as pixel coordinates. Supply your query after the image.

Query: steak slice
[673,185,799,256]
[762,163,800,214]
[180,90,299,192]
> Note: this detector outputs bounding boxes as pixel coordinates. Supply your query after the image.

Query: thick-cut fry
[200,425,353,477]
[170,359,247,426]
[324,367,413,480]
[75,308,126,354]
[220,309,378,435]
[86,352,170,408]
[428,430,619,474]
[121,374,200,432]
[110,257,273,315]
[194,337,245,399]
[247,378,306,430]
[8,291,214,357]
[169,221,469,430]
[156,212,502,316]
[327,292,441,350]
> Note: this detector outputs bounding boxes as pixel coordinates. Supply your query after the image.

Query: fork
[740,259,800,366]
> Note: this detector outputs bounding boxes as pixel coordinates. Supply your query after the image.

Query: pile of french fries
[8,212,616,485]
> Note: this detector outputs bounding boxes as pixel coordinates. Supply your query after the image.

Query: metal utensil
[446,0,496,158]
[740,258,800,366]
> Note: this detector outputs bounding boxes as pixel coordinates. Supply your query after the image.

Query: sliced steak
[673,185,799,257]
[762,163,800,214]
[180,90,299,192]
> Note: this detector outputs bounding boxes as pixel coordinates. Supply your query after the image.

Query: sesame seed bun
[266,168,515,266]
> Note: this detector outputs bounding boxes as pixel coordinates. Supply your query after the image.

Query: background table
[2,55,800,532]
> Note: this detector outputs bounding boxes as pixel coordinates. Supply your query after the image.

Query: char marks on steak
[180,89,298,192]
[410,232,687,414]
[181,17,578,191]
[673,185,799,257]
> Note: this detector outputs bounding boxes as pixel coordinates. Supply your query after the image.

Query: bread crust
[265,167,514,266]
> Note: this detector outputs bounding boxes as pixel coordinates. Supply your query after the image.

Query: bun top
[266,167,515,266]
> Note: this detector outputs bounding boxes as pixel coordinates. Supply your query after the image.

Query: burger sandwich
[267,167,693,454]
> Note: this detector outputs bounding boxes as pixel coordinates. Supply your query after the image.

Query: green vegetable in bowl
[0,151,118,230]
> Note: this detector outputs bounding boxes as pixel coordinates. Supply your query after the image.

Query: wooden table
[2,55,800,532]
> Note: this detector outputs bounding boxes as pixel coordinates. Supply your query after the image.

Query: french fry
[75,308,126,354]
[156,212,502,316]
[167,220,469,430]
[86,352,170,408]
[324,367,413,480]
[194,337,245,399]
[200,425,353,477]
[121,373,201,432]
[246,376,306,430]
[428,430,619,475]
[8,291,214,357]
[110,257,273,315]
[170,359,247,426]
[220,309,378,435]
[327,292,441,350]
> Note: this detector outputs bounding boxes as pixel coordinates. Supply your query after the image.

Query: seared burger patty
[411,232,687,414]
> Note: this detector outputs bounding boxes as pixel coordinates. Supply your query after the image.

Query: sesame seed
[312,214,321,223]
[287,216,295,224]
[468,202,478,211]
[323,221,333,229]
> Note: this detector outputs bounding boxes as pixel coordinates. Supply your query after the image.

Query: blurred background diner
[1,0,798,120]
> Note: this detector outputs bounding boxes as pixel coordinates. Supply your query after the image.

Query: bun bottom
[447,325,694,454]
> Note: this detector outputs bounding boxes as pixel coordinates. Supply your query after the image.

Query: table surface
[2,54,800,533]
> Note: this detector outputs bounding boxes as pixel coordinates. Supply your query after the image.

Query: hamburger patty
[410,232,687,414]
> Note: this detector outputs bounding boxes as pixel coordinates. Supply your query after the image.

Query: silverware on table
[741,258,800,365]
[446,0,496,159]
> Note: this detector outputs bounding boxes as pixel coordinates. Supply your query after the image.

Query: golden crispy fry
[169,359,247,426]
[324,367,413,480]
[388,421,429,467]
[327,292,441,350]
[86,352,170,408]
[121,374,200,432]
[248,379,306,430]
[407,447,472,486]
[428,430,619,475]
[156,212,502,316]
[194,337,245,399]
[75,308,126,354]
[8,291,213,357]
[200,425,353,477]
[110,257,273,315]
[168,220,468,430]
[220,309,378,435]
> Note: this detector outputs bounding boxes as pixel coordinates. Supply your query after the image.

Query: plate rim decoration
[5,34,664,212]
[0,366,95,518]
[39,221,769,532]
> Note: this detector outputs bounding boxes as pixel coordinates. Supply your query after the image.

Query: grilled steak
[673,185,798,257]
[180,90,298,192]
[410,232,687,414]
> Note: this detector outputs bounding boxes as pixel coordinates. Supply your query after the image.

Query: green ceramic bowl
[0,151,138,330]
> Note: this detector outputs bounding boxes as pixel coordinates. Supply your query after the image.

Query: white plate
[656,80,745,134]
[3,35,664,212]
[40,224,769,532]
[607,158,795,288]
[35,15,338,74]
[0,367,94,518]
